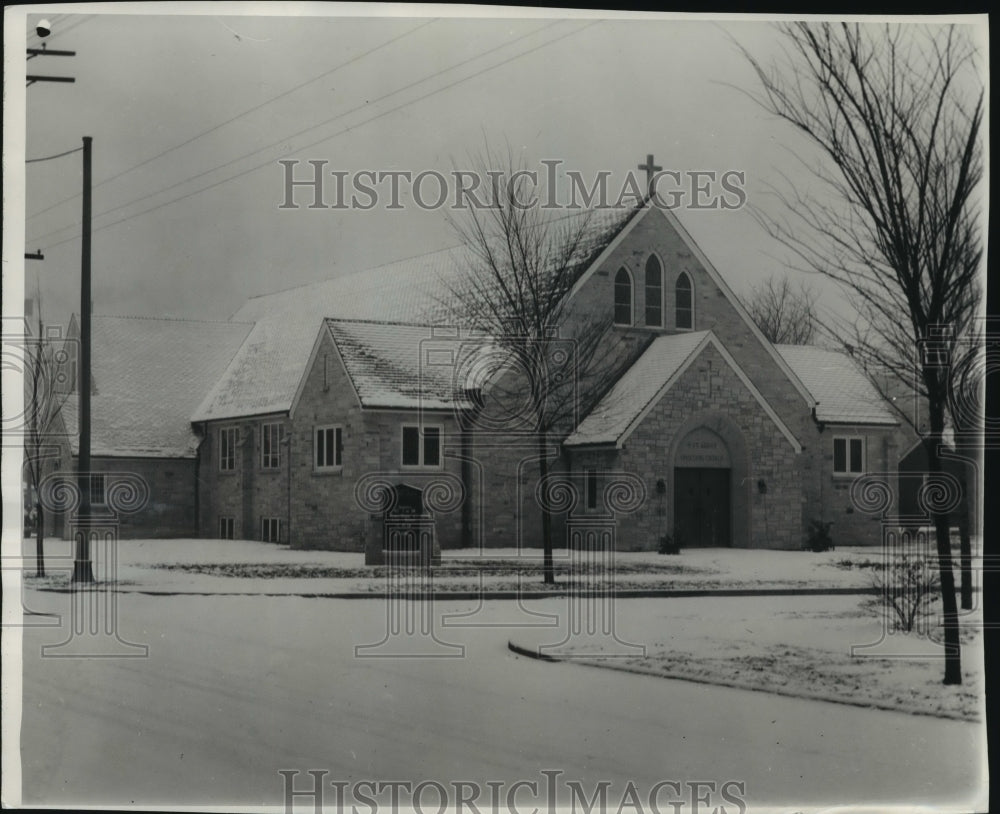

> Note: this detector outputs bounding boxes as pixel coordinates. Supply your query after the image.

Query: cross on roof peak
[637,153,662,196]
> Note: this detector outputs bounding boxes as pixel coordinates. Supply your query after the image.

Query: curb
[506,639,979,723]
[506,639,558,661]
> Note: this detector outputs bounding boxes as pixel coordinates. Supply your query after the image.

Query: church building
[46,196,911,553]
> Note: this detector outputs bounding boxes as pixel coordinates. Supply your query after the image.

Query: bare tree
[741,274,818,344]
[739,22,984,684]
[23,293,71,577]
[443,146,642,584]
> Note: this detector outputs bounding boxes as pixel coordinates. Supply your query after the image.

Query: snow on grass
[21,536,916,594]
[515,594,985,722]
[20,537,984,723]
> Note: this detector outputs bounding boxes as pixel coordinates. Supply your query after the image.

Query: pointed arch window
[614,268,633,326]
[644,255,663,327]
[675,272,693,330]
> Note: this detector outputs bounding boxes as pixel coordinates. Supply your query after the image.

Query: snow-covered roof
[63,316,253,457]
[565,331,710,447]
[191,316,322,422]
[198,204,643,422]
[775,344,899,426]
[566,331,801,452]
[325,319,479,410]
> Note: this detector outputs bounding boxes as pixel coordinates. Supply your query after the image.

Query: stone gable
[570,341,803,550]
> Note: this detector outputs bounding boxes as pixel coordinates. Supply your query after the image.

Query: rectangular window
[586,469,598,510]
[261,517,282,543]
[401,425,442,468]
[89,473,105,506]
[423,427,441,467]
[315,425,343,469]
[219,517,235,540]
[833,436,865,475]
[850,438,864,472]
[220,427,237,471]
[402,426,421,466]
[261,422,282,469]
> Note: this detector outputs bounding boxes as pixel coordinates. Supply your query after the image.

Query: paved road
[14,591,986,810]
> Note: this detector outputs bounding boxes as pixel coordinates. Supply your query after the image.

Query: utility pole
[72,136,94,584]
[26,43,76,86]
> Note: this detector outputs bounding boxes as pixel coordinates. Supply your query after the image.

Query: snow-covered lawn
[19,537,983,722]
[19,536,930,594]
[512,594,985,722]
[15,590,987,811]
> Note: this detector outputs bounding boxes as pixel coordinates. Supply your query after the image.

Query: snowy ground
[512,594,985,722]
[16,536,984,725]
[13,590,988,812]
[20,535,915,594]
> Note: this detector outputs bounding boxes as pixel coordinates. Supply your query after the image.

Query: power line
[27,18,438,222]
[29,20,583,250]
[26,145,83,163]
[33,21,588,250]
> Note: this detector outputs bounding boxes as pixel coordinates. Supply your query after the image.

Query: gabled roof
[62,316,252,457]
[191,316,321,422]
[198,204,643,422]
[567,203,817,409]
[323,319,475,411]
[565,330,800,451]
[775,344,899,426]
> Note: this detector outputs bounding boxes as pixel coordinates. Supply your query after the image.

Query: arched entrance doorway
[673,426,732,547]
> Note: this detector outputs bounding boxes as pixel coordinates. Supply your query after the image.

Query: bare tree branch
[22,291,72,577]
[737,21,984,685]
[440,144,643,583]
[740,274,818,345]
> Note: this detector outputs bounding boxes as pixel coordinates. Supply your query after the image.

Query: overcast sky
[12,8,987,331]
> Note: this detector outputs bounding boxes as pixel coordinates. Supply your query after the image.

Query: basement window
[261,517,282,543]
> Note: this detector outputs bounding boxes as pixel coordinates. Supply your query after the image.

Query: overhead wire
[27,18,438,222]
[30,20,595,252]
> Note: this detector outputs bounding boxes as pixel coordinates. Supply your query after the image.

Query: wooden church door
[674,467,731,547]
